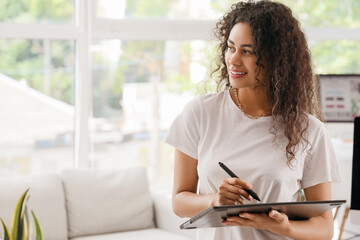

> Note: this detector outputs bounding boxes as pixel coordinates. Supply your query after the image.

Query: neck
[232,87,272,117]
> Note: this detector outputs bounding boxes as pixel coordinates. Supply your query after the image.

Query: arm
[224,182,334,240]
[172,149,214,218]
[287,182,334,239]
[172,149,252,218]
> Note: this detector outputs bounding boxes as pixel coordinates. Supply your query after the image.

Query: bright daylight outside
[0,0,359,189]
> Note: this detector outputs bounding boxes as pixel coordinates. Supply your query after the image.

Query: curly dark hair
[212,0,322,163]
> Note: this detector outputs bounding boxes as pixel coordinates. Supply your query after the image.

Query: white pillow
[62,167,154,238]
[0,174,68,240]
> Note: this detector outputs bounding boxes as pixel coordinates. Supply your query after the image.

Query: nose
[228,51,242,66]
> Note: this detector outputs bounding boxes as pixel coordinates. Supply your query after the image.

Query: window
[0,0,359,188]
[311,40,360,74]
[279,0,360,28]
[96,0,237,20]
[0,39,75,175]
[90,39,215,187]
[0,0,75,24]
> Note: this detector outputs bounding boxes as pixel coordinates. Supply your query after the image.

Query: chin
[229,82,252,89]
[230,78,258,89]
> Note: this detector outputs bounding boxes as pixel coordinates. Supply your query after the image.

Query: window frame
[0,0,359,169]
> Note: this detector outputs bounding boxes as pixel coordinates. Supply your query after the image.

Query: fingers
[218,188,244,204]
[225,178,252,199]
[226,178,253,200]
[219,182,244,195]
[224,177,253,190]
[217,178,252,205]
[218,188,245,205]
[222,211,290,233]
[220,196,245,205]
[238,188,252,201]
[223,213,260,227]
[268,210,287,223]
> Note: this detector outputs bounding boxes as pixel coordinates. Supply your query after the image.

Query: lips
[229,70,247,79]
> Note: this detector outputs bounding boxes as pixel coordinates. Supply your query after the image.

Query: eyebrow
[227,39,253,48]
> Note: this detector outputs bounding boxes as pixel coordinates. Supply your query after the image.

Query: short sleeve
[164,98,201,159]
[301,122,342,189]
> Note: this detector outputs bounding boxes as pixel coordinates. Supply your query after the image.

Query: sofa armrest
[151,191,196,240]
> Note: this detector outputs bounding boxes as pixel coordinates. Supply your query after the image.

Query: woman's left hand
[222,210,292,236]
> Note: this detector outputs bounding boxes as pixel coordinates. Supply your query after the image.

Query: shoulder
[305,114,329,142]
[306,114,325,132]
[184,91,228,113]
[193,91,227,104]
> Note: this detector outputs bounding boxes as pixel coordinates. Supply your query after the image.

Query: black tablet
[180,200,346,229]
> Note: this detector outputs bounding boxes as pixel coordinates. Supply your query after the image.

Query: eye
[243,49,253,55]
[227,45,235,52]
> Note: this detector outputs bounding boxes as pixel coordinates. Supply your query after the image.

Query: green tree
[92,0,174,118]
[279,0,360,28]
[311,40,360,74]
[125,0,177,18]
[0,0,75,104]
[0,0,73,23]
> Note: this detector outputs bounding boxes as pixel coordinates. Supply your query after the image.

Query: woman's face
[225,22,265,89]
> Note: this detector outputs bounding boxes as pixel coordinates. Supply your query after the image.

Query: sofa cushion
[70,228,192,240]
[152,192,196,239]
[62,167,154,238]
[0,173,68,240]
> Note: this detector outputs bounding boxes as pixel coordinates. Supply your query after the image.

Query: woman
[165,1,341,239]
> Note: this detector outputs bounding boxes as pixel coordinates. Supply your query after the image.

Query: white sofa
[0,167,196,240]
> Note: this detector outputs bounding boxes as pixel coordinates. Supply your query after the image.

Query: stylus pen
[218,162,261,201]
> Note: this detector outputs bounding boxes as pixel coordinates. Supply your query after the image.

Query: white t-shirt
[165,90,341,240]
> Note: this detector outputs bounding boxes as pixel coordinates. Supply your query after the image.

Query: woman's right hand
[212,177,253,206]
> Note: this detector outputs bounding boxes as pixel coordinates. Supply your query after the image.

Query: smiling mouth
[229,70,247,78]
[230,71,246,75]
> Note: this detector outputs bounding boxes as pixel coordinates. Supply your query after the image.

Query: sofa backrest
[0,173,68,240]
[61,167,155,238]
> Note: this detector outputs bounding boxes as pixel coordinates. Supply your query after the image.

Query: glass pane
[310,40,360,74]
[96,0,360,27]
[279,0,360,28]
[91,39,216,187]
[96,0,237,19]
[0,0,75,23]
[0,39,75,176]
